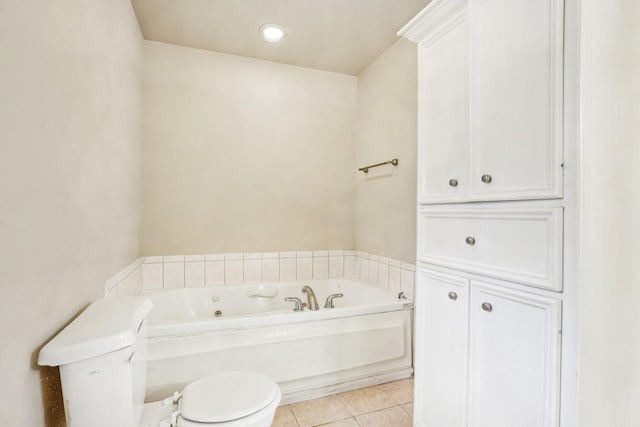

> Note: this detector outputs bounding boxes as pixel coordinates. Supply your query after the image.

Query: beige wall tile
[205,260,225,286]
[296,257,312,280]
[261,258,279,283]
[279,258,297,282]
[143,263,163,289]
[185,261,205,287]
[163,262,185,288]
[225,259,244,285]
[243,259,261,284]
[329,256,345,278]
[312,256,329,279]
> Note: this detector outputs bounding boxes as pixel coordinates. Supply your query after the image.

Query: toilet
[38,297,281,427]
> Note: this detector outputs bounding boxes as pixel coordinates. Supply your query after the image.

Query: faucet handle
[284,297,304,312]
[324,293,344,309]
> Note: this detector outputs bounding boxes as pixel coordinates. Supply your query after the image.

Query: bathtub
[143,279,414,404]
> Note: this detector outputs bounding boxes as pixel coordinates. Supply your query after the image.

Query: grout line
[336,393,355,417]
[278,381,414,427]
[289,404,302,427]
[400,403,413,418]
[161,262,164,289]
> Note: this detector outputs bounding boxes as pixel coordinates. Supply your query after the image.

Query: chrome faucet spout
[301,285,319,311]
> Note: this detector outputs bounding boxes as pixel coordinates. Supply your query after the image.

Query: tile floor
[272,377,414,427]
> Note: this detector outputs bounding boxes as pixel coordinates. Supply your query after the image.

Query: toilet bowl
[164,371,281,427]
[38,297,281,427]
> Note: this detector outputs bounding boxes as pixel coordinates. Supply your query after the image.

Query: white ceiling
[131,0,431,76]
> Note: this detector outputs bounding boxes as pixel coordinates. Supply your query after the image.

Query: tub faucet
[284,297,304,312]
[301,285,319,311]
[324,293,344,309]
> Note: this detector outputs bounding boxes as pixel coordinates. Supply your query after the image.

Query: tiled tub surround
[104,251,416,301]
[105,252,415,408]
[103,257,144,298]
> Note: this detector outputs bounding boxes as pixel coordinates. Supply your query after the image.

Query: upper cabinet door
[400,0,564,203]
[469,0,564,201]
[418,7,469,204]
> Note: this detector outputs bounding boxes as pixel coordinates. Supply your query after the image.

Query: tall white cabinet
[400,0,575,425]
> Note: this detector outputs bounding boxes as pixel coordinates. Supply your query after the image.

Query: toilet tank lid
[38,297,153,367]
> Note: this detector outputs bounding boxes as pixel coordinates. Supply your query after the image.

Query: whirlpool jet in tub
[144,279,414,404]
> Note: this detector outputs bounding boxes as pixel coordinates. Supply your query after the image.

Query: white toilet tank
[39,297,154,427]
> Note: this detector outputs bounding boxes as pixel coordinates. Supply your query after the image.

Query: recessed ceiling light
[260,23,285,43]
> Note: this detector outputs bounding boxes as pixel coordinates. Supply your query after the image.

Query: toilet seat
[174,371,281,426]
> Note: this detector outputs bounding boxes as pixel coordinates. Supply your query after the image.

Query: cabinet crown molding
[397,0,468,44]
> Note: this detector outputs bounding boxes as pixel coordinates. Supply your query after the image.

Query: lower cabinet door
[415,270,469,427]
[468,281,561,427]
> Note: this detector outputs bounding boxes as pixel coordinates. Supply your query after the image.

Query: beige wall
[0,0,142,425]
[142,42,357,255]
[578,0,640,425]
[355,39,417,263]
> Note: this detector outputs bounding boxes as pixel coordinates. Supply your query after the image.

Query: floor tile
[317,418,360,427]
[401,402,413,417]
[273,405,299,427]
[290,395,351,427]
[381,377,414,404]
[355,406,413,427]
[338,385,396,416]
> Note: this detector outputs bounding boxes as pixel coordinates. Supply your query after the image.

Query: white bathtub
[143,279,414,404]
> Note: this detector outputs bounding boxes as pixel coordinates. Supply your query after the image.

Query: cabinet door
[469,0,564,201]
[414,270,469,427]
[469,281,561,427]
[418,9,469,204]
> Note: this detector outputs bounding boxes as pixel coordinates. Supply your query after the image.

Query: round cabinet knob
[465,236,476,246]
[449,178,459,187]
[481,302,493,312]
[448,292,458,301]
[481,174,493,184]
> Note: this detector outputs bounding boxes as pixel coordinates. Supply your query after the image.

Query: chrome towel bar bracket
[359,158,398,173]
